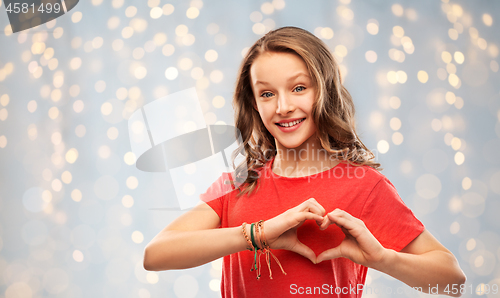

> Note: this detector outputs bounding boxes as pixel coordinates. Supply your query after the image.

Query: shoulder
[199,171,238,203]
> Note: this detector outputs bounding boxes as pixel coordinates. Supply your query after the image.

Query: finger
[306,198,326,216]
[319,214,332,230]
[289,240,317,264]
[326,209,361,232]
[316,245,343,263]
[299,199,325,217]
[294,211,324,224]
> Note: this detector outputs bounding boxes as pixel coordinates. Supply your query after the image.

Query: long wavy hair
[230,26,381,197]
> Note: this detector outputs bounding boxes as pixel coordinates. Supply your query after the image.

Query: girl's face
[250,51,318,151]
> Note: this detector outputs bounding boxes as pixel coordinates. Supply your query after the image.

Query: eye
[260,92,274,98]
[293,86,306,92]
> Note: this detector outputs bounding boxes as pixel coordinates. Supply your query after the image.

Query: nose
[276,93,295,115]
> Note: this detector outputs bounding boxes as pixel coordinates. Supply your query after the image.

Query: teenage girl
[143,26,466,297]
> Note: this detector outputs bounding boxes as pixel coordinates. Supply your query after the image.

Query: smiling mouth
[276,118,306,128]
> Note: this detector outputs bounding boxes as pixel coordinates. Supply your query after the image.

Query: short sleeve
[360,177,425,252]
[199,172,235,220]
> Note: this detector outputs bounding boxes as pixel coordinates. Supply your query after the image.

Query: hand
[316,208,387,268]
[262,198,325,264]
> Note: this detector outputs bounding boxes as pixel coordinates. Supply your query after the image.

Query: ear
[252,100,258,111]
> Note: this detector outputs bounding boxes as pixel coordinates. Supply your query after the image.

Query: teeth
[278,118,304,127]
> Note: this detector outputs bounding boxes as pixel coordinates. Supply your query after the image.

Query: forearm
[374,249,466,296]
[144,226,248,271]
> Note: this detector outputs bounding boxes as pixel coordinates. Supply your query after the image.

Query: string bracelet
[258,219,287,279]
[241,222,254,251]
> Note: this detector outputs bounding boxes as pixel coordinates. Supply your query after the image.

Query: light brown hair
[230,26,381,197]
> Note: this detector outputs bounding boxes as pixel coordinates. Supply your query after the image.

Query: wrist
[372,248,397,273]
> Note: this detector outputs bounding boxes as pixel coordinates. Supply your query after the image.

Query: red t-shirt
[201,157,424,297]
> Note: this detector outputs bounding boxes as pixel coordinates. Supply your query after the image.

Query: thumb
[316,246,343,263]
[289,240,317,264]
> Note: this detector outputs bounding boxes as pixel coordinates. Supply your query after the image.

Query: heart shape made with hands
[295,215,346,261]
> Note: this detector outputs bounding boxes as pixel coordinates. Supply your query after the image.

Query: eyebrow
[254,72,310,86]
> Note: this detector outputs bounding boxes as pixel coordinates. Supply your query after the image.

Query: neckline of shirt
[266,156,347,180]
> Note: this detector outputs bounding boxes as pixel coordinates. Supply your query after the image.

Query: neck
[272,136,339,177]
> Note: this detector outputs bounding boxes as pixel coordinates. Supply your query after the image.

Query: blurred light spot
[252,23,266,35]
[101,102,113,115]
[71,189,82,202]
[250,11,263,22]
[377,140,389,154]
[75,125,86,137]
[191,67,204,80]
[393,26,404,38]
[391,4,403,16]
[122,195,134,208]
[448,28,458,40]
[127,176,139,189]
[366,19,379,35]
[150,7,163,19]
[122,27,134,39]
[107,16,120,30]
[165,67,178,80]
[392,132,403,145]
[163,4,174,15]
[417,70,428,83]
[66,148,79,164]
[178,58,193,70]
[450,221,460,234]
[52,179,63,192]
[73,250,84,262]
[400,160,412,174]
[454,152,465,165]
[454,51,464,64]
[48,107,59,119]
[125,6,137,17]
[389,117,401,130]
[209,279,221,291]
[205,50,218,62]
[416,174,441,199]
[73,100,84,113]
[261,2,274,14]
[210,70,223,83]
[5,282,32,298]
[27,100,37,113]
[212,96,225,108]
[334,45,348,57]
[70,57,82,70]
[320,27,334,39]
[134,66,147,79]
[482,13,493,26]
[176,24,188,36]
[27,124,37,140]
[72,11,82,23]
[95,80,106,93]
[51,132,62,145]
[124,152,136,165]
[162,44,175,56]
[451,137,461,150]
[448,197,463,213]
[132,231,144,243]
[51,89,62,102]
[389,96,401,109]
[186,7,199,19]
[98,145,111,159]
[365,50,377,63]
[466,238,476,251]
[107,127,119,140]
[61,171,72,184]
[145,272,159,284]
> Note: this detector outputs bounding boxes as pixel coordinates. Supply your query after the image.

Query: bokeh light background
[0,0,499,297]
